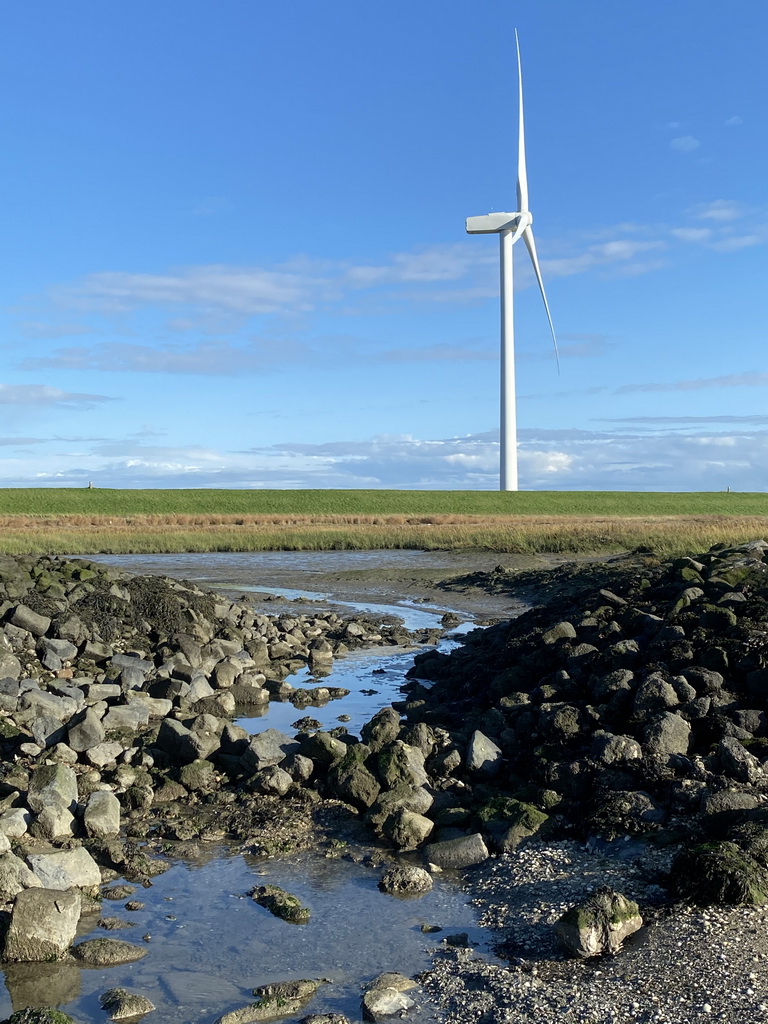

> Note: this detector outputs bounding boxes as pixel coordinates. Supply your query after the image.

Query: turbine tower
[466,31,558,491]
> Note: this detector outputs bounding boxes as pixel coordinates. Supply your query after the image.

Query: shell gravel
[421,840,768,1024]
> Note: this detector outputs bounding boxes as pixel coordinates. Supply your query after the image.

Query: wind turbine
[466,31,559,491]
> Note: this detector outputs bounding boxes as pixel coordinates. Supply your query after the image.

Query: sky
[1,1,767,492]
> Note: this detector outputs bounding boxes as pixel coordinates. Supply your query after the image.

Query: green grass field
[0,488,766,517]
[0,489,765,556]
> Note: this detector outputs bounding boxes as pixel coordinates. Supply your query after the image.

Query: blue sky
[1,1,767,491]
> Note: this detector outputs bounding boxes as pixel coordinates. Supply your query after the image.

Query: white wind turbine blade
[515,30,528,214]
[523,225,560,372]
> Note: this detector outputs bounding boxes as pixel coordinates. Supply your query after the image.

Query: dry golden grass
[0,512,766,556]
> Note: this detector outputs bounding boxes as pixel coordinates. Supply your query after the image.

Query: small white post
[499,228,517,491]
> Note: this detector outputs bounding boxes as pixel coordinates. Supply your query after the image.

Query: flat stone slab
[27,847,102,890]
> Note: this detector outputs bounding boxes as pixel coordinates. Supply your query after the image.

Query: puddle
[0,848,493,1023]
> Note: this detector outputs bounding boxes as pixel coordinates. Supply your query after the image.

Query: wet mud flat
[88,549,557,622]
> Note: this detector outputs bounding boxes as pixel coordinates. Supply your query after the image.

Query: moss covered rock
[250,884,310,924]
[670,841,768,905]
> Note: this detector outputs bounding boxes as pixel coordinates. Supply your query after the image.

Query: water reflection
[4,961,81,1011]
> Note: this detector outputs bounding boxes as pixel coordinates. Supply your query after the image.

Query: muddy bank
[89,548,619,626]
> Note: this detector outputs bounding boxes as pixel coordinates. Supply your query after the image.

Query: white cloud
[345,246,495,286]
[0,385,112,409]
[671,227,712,243]
[696,200,742,221]
[725,116,743,127]
[19,322,93,340]
[599,414,768,426]
[0,424,767,491]
[521,450,575,475]
[20,334,500,376]
[543,240,666,280]
[20,338,313,376]
[710,234,762,253]
[616,372,768,395]
[53,265,336,315]
[671,136,701,152]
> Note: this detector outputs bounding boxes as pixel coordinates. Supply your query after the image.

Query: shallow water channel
[0,552,506,1023]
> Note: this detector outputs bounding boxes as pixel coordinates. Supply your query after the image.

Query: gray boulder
[632,673,679,716]
[423,833,489,869]
[102,703,150,732]
[299,731,347,768]
[72,938,148,965]
[378,865,433,896]
[84,790,121,838]
[100,988,157,1021]
[465,730,502,774]
[591,731,642,765]
[376,741,428,790]
[85,741,125,769]
[250,765,293,797]
[27,763,77,814]
[381,808,433,850]
[241,728,298,772]
[67,707,106,752]
[0,808,31,839]
[327,750,380,810]
[719,736,762,783]
[541,621,577,644]
[360,707,401,751]
[367,786,434,829]
[156,717,220,762]
[643,712,691,759]
[0,650,22,680]
[3,888,81,962]
[362,973,418,1023]
[0,852,42,901]
[10,606,51,637]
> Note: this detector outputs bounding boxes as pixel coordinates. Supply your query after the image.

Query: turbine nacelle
[465,211,532,234]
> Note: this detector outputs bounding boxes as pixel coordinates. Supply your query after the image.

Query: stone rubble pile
[0,553,437,983]
[395,540,768,903]
[5,543,768,1022]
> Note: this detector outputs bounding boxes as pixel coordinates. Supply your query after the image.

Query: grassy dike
[1,487,767,516]
[0,489,765,556]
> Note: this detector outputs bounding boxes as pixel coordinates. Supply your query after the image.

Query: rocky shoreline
[1,543,768,1022]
